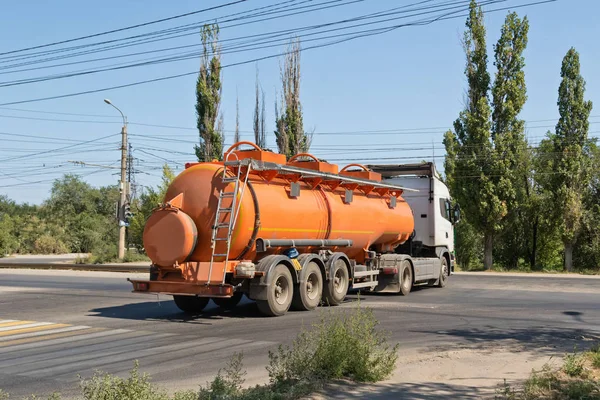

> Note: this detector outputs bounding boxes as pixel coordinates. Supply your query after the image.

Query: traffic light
[123,202,133,222]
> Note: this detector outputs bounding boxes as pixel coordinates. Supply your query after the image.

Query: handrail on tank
[224,141,263,157]
[340,163,370,172]
[288,153,320,163]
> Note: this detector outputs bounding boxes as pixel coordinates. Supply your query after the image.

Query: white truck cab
[368,163,460,272]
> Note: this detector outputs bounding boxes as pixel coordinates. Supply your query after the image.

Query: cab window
[439,198,451,221]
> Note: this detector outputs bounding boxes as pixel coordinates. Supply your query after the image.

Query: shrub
[198,352,246,400]
[563,353,585,377]
[267,304,399,384]
[33,234,69,254]
[79,361,168,400]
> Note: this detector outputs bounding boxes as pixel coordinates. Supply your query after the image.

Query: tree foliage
[274,38,310,157]
[195,23,224,162]
[539,48,594,271]
[253,68,267,148]
[444,0,501,270]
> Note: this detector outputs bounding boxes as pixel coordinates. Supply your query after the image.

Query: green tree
[195,23,224,162]
[444,0,502,270]
[130,164,175,252]
[539,48,594,271]
[490,12,530,269]
[253,68,267,148]
[274,38,310,157]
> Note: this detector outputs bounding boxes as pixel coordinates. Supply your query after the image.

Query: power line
[0,0,248,57]
[0,0,552,106]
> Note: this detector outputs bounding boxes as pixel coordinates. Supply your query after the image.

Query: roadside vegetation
[496,345,600,399]
[446,1,599,274]
[0,165,174,262]
[0,305,398,400]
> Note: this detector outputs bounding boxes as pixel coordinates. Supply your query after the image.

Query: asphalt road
[0,269,599,399]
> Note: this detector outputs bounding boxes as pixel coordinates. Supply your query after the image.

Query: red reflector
[382,267,398,275]
[138,283,149,291]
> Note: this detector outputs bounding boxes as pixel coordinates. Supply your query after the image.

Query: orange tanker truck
[129,142,460,316]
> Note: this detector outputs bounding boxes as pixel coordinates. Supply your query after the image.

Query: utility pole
[104,99,128,260]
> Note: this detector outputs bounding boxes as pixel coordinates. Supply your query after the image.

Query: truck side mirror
[453,204,461,224]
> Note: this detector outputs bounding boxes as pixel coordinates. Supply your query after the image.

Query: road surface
[0,269,599,399]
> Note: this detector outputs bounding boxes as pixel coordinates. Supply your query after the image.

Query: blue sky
[0,0,598,204]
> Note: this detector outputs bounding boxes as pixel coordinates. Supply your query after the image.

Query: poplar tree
[491,13,529,268]
[543,48,593,271]
[253,69,267,148]
[274,39,310,157]
[195,24,224,162]
[444,0,502,270]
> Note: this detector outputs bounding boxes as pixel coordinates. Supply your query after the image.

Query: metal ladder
[207,154,251,285]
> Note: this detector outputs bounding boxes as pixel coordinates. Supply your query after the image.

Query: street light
[104,98,128,260]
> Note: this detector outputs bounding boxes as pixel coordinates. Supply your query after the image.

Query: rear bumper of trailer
[128,279,235,298]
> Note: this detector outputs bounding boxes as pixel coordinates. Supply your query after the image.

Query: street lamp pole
[104,99,128,260]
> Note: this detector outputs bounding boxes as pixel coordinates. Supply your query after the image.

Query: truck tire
[173,295,210,314]
[256,264,294,317]
[291,261,323,311]
[399,260,413,296]
[436,257,449,288]
[213,292,243,310]
[322,258,349,306]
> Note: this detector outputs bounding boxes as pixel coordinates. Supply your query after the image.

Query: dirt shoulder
[309,345,559,400]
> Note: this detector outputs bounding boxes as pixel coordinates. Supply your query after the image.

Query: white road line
[0,320,18,324]
[0,322,54,332]
[0,325,90,342]
[0,328,135,354]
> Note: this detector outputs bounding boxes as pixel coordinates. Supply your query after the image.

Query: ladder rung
[218,208,233,213]
[214,238,229,241]
[222,178,238,183]
[220,192,236,198]
[214,223,230,229]
[213,253,228,257]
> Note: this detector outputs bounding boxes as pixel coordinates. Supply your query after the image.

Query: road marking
[0,320,33,328]
[0,323,69,337]
[0,325,88,341]
[0,322,54,332]
[0,328,135,352]
[0,327,105,348]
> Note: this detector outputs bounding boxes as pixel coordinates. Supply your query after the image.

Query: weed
[79,361,168,400]
[267,305,398,384]
[563,353,585,377]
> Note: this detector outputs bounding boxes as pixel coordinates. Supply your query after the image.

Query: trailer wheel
[291,261,323,311]
[213,292,243,310]
[322,258,349,306]
[256,264,294,317]
[436,257,449,288]
[173,295,210,314]
[399,260,413,296]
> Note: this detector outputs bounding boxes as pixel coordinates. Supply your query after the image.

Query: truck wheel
[436,257,449,288]
[256,264,294,317]
[322,259,349,306]
[399,260,413,296]
[173,295,210,314]
[291,261,323,311]
[213,292,243,310]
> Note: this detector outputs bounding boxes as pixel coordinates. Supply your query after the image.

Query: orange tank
[143,144,414,268]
